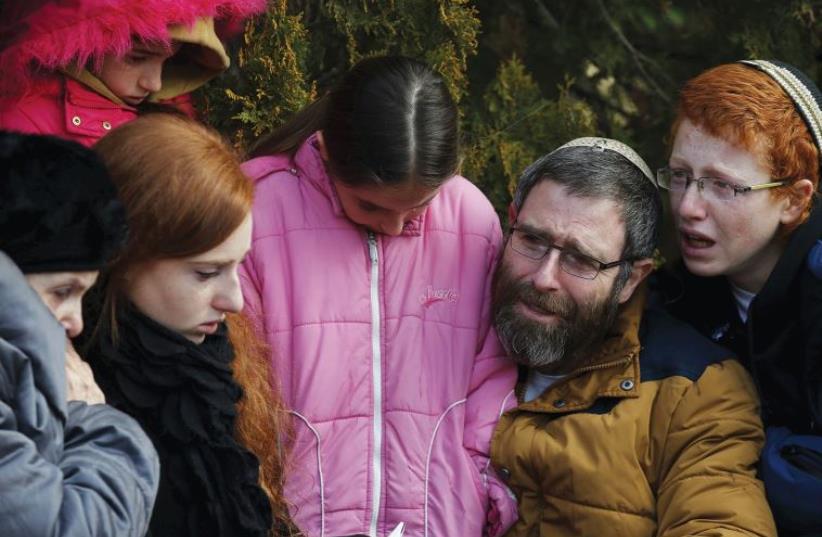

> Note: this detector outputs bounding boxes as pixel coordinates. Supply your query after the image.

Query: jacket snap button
[102,121,112,130]
[553,399,567,408]
[620,379,635,391]
[72,116,81,126]
[499,467,511,481]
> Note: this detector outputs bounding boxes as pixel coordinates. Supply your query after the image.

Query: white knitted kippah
[553,137,656,186]
[739,59,822,159]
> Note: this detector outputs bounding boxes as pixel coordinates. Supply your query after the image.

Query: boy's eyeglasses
[508,226,630,280]
[657,167,786,202]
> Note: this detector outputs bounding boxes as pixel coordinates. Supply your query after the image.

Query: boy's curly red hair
[672,63,819,228]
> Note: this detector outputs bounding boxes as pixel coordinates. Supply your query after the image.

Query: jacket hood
[0,0,265,99]
[64,17,231,103]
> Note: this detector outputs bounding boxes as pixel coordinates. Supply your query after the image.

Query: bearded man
[489,138,776,537]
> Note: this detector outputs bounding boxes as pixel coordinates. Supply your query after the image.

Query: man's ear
[780,178,814,226]
[617,258,655,304]
[508,202,518,227]
[316,130,330,161]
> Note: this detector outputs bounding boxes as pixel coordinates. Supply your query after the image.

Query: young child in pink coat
[0,0,265,146]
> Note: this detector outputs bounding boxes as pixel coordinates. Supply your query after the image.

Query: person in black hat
[0,131,159,536]
[0,130,127,402]
[656,61,822,535]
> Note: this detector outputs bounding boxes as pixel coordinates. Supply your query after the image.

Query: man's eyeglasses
[509,226,630,280]
[657,167,786,203]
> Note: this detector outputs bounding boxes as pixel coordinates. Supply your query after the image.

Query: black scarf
[86,306,274,537]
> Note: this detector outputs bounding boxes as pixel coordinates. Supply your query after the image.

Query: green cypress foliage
[201,0,822,215]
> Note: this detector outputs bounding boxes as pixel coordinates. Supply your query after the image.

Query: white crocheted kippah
[739,59,822,159]
[554,137,656,186]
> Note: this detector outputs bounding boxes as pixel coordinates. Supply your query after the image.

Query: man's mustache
[510,281,574,319]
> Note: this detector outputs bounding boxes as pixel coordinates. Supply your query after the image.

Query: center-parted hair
[91,113,296,534]
[251,55,459,188]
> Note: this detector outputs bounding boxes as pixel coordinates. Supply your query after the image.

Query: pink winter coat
[0,76,140,147]
[240,134,518,537]
[0,0,266,145]
[0,76,195,147]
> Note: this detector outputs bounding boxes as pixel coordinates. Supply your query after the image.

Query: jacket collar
[152,17,228,101]
[63,67,129,107]
[516,286,647,413]
[751,197,822,345]
[293,133,426,237]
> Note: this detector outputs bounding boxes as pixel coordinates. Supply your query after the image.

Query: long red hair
[93,113,296,535]
[672,63,819,228]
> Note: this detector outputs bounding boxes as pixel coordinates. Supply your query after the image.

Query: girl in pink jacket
[0,0,265,146]
[241,55,518,537]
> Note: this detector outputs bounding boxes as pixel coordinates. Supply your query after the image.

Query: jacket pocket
[288,411,326,537]
[781,443,822,478]
[761,426,822,533]
[423,400,486,537]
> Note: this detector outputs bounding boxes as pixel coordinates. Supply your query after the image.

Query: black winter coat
[657,199,822,434]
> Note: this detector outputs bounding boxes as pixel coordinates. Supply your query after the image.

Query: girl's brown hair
[672,63,819,228]
[93,114,295,534]
[250,55,459,190]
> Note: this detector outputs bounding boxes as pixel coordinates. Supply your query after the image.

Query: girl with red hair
[658,61,822,535]
[83,114,299,537]
[0,0,265,146]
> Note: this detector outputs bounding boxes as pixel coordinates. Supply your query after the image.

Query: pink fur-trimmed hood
[0,0,266,98]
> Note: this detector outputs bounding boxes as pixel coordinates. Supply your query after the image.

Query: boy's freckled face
[96,41,181,106]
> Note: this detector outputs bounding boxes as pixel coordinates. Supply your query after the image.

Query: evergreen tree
[201,0,822,216]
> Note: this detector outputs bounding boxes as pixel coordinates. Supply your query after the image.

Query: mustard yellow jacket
[491,292,777,537]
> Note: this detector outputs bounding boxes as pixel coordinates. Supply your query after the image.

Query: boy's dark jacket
[658,199,822,433]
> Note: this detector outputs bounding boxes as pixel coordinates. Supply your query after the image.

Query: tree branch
[595,0,674,103]
[530,0,560,30]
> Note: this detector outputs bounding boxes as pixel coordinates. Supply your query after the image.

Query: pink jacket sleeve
[463,220,519,536]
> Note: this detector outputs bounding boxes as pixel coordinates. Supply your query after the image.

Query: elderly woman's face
[26,271,99,338]
[668,119,795,292]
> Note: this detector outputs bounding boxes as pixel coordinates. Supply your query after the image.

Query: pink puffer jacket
[240,134,518,537]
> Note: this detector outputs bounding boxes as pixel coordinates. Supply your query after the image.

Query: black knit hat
[0,131,127,273]
[740,59,822,190]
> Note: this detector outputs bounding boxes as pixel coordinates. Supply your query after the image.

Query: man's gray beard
[492,261,624,370]
[494,304,569,368]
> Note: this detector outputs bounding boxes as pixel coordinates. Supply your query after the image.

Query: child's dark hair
[251,55,459,189]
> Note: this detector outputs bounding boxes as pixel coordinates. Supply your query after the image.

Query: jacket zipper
[367,232,383,536]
